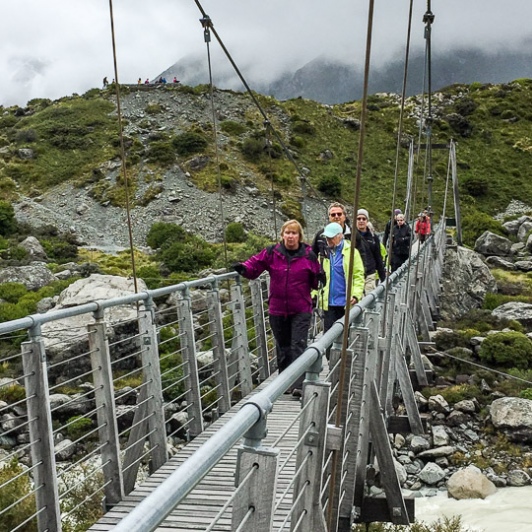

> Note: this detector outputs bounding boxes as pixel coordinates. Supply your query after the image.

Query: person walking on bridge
[356,209,386,295]
[390,213,412,271]
[314,222,364,333]
[414,210,431,243]
[233,219,324,397]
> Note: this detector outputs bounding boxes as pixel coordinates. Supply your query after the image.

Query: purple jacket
[241,243,321,316]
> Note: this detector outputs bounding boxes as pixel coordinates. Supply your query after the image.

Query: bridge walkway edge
[88,369,315,531]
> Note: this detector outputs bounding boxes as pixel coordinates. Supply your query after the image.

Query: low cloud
[1,0,531,107]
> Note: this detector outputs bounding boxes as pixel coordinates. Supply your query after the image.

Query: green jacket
[314,240,365,311]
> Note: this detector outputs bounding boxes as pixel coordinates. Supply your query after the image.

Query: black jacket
[359,230,386,282]
[391,223,412,257]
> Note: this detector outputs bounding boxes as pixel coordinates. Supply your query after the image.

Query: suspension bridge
[0,0,469,529]
[0,221,452,531]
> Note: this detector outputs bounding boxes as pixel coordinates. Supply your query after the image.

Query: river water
[415,486,532,531]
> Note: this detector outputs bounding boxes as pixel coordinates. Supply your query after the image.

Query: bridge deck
[89,374,306,531]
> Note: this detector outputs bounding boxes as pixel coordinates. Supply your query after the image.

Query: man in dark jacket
[390,213,412,271]
[356,208,386,294]
[383,208,402,248]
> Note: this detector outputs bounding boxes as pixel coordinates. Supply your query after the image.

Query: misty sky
[1,0,532,107]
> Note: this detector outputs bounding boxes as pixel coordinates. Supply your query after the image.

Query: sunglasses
[357,216,367,221]
[329,212,344,217]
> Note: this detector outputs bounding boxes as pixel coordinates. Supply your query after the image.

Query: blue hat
[323,222,343,238]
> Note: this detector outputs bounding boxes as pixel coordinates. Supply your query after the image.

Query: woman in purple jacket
[234,219,323,396]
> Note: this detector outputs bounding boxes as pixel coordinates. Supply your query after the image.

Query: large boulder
[0,262,56,290]
[474,231,513,257]
[492,302,532,329]
[447,465,497,500]
[490,397,532,443]
[19,236,48,260]
[439,246,497,321]
[41,274,149,384]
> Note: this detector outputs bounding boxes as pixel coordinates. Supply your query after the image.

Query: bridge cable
[107,0,139,294]
[382,0,415,336]
[200,16,229,265]
[193,1,332,225]
[265,121,279,237]
[329,0,375,528]
[423,0,435,210]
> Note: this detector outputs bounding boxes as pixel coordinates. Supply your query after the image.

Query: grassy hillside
[1,80,532,232]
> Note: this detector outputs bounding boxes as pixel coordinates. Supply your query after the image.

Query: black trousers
[269,313,311,390]
[323,306,346,333]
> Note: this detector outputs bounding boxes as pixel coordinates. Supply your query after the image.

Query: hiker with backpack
[233,219,324,397]
[314,222,364,334]
[356,208,387,294]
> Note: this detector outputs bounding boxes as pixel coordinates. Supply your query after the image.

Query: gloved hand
[233,262,246,276]
[312,295,318,309]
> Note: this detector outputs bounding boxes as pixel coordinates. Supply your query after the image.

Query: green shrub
[0,382,26,403]
[0,282,28,303]
[0,201,17,236]
[462,176,489,197]
[66,415,93,441]
[461,210,506,247]
[422,384,481,405]
[41,238,78,262]
[147,140,175,166]
[220,120,246,136]
[172,132,208,156]
[225,222,246,243]
[146,222,187,250]
[0,459,37,531]
[520,388,532,400]
[159,239,215,273]
[291,120,316,135]
[145,103,163,114]
[318,175,342,197]
[137,265,163,289]
[479,331,532,369]
[352,515,474,531]
[240,138,264,161]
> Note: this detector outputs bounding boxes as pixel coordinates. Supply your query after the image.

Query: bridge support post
[230,280,253,396]
[207,283,232,413]
[326,344,354,532]
[249,279,270,381]
[88,309,124,506]
[337,327,370,532]
[21,325,61,532]
[177,288,204,438]
[233,413,278,531]
[137,299,167,471]
[292,380,330,532]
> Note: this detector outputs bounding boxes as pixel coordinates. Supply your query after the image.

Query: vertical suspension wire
[327,0,375,528]
[265,121,279,238]
[107,0,138,293]
[381,0,415,335]
[200,16,229,266]
[423,0,435,211]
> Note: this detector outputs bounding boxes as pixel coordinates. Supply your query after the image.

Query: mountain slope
[1,79,532,249]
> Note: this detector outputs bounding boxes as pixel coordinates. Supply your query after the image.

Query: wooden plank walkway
[89,375,308,531]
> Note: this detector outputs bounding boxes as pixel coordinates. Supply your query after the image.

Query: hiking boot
[291,388,302,398]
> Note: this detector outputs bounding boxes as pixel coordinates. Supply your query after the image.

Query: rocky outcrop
[447,465,497,500]
[439,246,497,321]
[490,397,532,443]
[491,302,532,329]
[0,262,56,290]
[474,231,513,257]
[19,236,48,260]
[41,274,149,383]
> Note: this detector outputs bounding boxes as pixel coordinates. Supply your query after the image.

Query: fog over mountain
[3,1,532,107]
[158,45,532,104]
